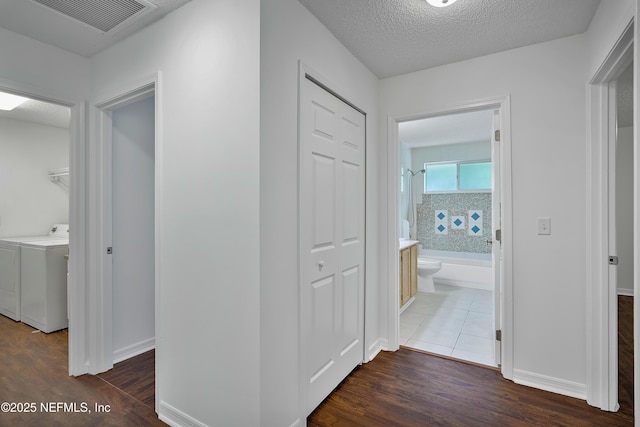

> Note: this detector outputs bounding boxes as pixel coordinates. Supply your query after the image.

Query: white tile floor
[400,284,497,367]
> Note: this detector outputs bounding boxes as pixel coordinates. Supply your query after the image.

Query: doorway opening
[397,108,499,367]
[586,18,634,413]
[0,88,72,364]
[386,96,513,379]
[612,60,634,418]
[92,76,160,410]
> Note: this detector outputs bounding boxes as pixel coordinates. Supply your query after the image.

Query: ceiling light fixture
[426,0,458,7]
[0,92,28,111]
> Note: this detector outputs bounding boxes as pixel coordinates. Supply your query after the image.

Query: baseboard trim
[399,296,415,314]
[159,401,208,427]
[512,369,586,400]
[618,288,634,297]
[368,338,385,361]
[113,337,155,364]
[434,278,492,291]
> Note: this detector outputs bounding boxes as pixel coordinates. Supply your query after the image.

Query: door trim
[90,73,162,412]
[585,16,633,412]
[0,77,85,376]
[386,96,514,379]
[297,61,368,419]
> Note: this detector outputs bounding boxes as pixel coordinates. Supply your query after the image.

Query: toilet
[417,257,442,293]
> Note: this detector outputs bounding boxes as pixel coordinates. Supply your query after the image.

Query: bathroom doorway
[397,108,500,367]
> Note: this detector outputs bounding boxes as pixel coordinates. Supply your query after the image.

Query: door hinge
[495,129,501,142]
[495,229,502,243]
[496,330,502,341]
[107,247,113,255]
[609,256,618,265]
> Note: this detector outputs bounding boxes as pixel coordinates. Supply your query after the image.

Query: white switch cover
[537,217,551,235]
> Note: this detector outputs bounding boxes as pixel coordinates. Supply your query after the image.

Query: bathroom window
[424,160,491,193]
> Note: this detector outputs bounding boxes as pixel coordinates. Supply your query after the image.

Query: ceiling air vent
[32,0,148,33]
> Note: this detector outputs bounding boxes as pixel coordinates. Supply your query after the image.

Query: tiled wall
[416,193,492,254]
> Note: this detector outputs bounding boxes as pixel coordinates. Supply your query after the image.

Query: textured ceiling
[298,0,601,78]
[0,0,191,57]
[0,96,70,130]
[399,109,493,148]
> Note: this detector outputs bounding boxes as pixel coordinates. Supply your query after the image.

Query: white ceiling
[0,0,192,129]
[399,109,493,148]
[298,0,601,78]
[0,95,70,130]
[0,0,191,57]
[0,0,608,131]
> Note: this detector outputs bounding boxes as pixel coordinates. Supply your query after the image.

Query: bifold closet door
[299,76,366,415]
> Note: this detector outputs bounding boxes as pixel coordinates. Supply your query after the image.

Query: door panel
[300,76,365,415]
[311,153,336,248]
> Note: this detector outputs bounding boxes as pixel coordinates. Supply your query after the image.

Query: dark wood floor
[619,295,634,418]
[0,314,165,426]
[1,297,634,426]
[97,349,156,410]
[308,296,635,426]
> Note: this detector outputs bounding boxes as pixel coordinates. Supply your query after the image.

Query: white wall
[616,126,634,295]
[260,0,379,424]
[412,141,490,168]
[111,96,155,361]
[380,34,590,389]
[0,118,69,237]
[91,0,260,425]
[0,27,90,103]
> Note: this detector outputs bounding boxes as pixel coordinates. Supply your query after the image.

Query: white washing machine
[0,224,68,324]
[19,225,69,333]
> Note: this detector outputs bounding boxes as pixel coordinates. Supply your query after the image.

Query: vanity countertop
[399,239,419,250]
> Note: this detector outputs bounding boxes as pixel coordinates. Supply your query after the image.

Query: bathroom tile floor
[400,284,497,367]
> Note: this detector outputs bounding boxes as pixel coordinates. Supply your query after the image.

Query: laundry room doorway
[0,87,72,357]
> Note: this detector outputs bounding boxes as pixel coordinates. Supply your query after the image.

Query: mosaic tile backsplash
[416,193,492,254]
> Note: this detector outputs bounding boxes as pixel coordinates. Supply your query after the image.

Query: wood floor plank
[1,295,634,425]
[619,295,634,418]
[98,350,155,410]
[309,312,635,427]
[0,314,165,426]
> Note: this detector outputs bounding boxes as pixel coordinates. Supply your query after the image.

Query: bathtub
[421,249,493,291]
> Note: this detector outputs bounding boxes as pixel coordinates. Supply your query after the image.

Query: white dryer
[19,225,69,333]
[0,224,69,323]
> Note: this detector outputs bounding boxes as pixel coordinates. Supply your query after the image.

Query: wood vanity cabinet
[400,244,418,307]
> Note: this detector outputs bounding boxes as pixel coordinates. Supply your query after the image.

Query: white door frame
[87,74,162,408]
[586,17,633,412]
[0,78,86,376]
[386,96,514,379]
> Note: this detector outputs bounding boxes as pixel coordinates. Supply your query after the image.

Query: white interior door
[299,75,365,415]
[491,109,502,366]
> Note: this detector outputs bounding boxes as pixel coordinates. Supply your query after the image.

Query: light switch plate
[537,217,551,235]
